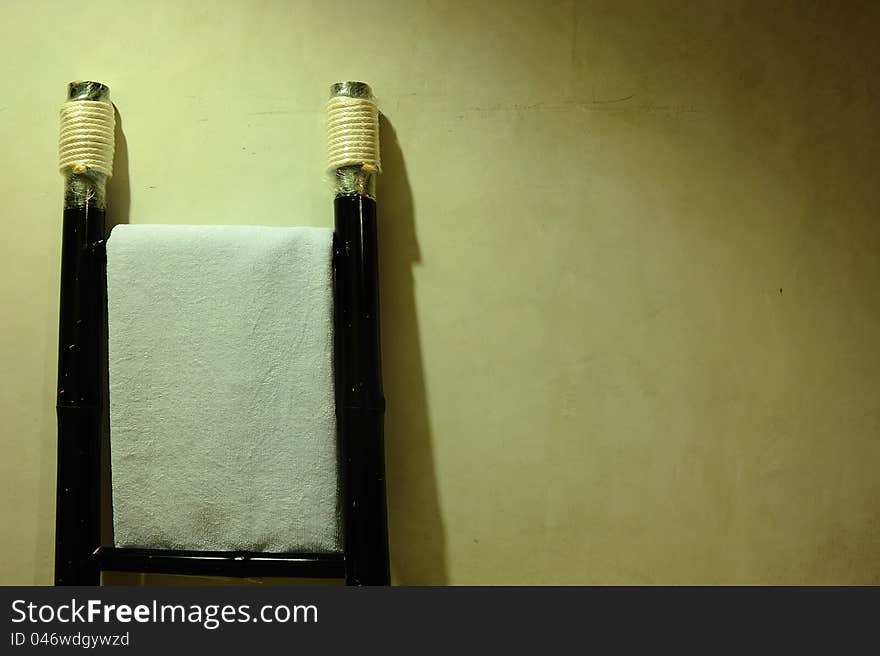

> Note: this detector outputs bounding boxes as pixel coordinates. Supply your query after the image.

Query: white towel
[106,224,341,553]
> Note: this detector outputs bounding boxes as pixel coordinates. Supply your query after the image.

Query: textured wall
[0,0,878,584]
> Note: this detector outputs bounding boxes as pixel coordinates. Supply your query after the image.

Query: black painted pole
[329,82,391,585]
[55,81,113,586]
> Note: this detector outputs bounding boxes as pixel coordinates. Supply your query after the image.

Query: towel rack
[54,80,390,586]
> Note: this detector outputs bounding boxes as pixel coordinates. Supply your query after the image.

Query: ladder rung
[94,547,346,579]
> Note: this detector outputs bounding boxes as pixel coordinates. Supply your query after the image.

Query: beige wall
[1,0,878,585]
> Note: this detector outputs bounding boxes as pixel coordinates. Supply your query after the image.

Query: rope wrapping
[59,100,115,177]
[326,95,380,173]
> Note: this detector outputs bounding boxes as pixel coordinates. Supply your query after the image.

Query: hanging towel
[106,224,341,553]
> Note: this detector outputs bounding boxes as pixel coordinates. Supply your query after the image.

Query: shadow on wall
[106,106,130,232]
[378,115,448,584]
